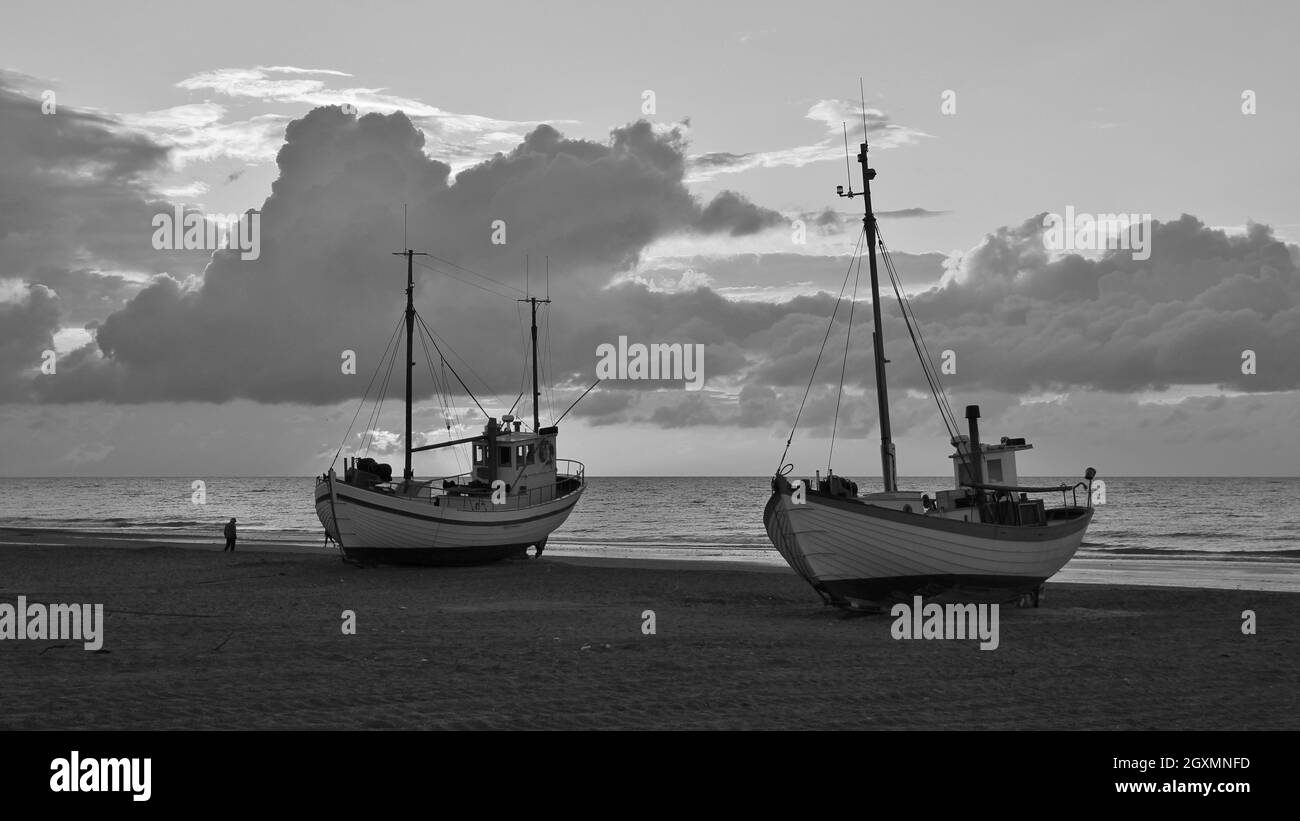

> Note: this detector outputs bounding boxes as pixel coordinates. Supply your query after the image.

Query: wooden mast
[519,295,551,432]
[393,248,428,482]
[838,108,896,492]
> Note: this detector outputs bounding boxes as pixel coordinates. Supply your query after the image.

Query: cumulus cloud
[567,213,1300,433]
[24,109,796,404]
[9,73,1297,442]
[0,284,59,396]
[695,190,785,236]
[908,214,1300,394]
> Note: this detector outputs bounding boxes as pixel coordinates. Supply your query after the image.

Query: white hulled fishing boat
[315,250,585,565]
[764,120,1096,609]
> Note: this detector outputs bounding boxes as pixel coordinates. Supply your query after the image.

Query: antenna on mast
[859,77,869,141]
[517,292,552,433]
[841,123,853,197]
[836,80,895,492]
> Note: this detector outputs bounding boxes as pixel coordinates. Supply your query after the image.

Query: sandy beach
[0,529,1295,730]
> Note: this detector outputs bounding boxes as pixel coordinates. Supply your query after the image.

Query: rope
[828,248,862,469]
[360,326,401,456]
[330,313,405,468]
[878,228,960,439]
[414,311,493,419]
[416,318,469,475]
[412,258,520,301]
[511,300,530,414]
[775,228,866,472]
[423,253,527,297]
[876,226,977,484]
[438,357,468,474]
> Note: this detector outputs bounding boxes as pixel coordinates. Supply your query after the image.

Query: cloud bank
[5,74,1297,442]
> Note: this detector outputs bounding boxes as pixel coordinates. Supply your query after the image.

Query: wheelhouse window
[474,444,486,465]
[986,458,1003,483]
[498,446,512,466]
[526,444,536,464]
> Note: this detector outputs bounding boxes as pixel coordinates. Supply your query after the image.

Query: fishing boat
[763,123,1096,609]
[314,249,585,565]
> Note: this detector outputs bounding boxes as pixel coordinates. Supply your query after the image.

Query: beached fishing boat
[764,122,1096,609]
[314,250,585,565]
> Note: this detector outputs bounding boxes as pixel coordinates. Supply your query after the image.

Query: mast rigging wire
[330,313,405,468]
[775,228,867,472]
[828,248,863,469]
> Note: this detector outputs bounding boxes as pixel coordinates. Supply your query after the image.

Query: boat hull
[763,483,1091,608]
[314,476,582,566]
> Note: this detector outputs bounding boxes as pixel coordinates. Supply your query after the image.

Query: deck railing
[346,460,586,512]
[962,480,1092,510]
[959,479,1093,526]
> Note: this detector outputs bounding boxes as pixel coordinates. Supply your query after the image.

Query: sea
[1,476,1297,590]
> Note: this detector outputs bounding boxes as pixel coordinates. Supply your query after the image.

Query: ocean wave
[1087,545,1300,560]
[0,518,237,532]
[554,538,770,549]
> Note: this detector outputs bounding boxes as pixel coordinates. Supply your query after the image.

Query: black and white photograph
[0,0,1294,795]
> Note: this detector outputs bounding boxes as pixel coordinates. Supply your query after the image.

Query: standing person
[223,518,237,552]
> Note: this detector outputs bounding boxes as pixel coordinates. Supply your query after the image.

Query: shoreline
[0,541,1294,729]
[1,526,1296,594]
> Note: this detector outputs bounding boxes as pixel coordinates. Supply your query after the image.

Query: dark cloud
[813,208,840,228]
[564,389,635,426]
[27,108,799,404]
[806,208,948,233]
[10,70,1297,428]
[0,71,204,285]
[25,266,142,325]
[691,151,751,169]
[647,393,723,428]
[899,215,1300,394]
[696,190,785,236]
[564,214,1300,432]
[878,207,949,219]
[0,284,59,396]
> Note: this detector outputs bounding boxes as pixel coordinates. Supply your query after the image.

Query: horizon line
[1,474,1297,480]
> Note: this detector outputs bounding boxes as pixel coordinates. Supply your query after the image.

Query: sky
[1,0,1298,478]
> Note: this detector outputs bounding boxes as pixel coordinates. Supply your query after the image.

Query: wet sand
[0,531,1296,730]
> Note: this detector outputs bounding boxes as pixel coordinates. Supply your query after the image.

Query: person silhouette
[223,518,237,552]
